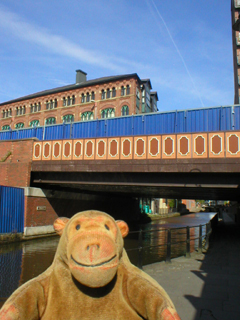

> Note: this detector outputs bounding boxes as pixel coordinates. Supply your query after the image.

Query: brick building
[0,70,158,131]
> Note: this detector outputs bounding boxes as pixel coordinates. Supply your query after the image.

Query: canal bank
[144,213,240,320]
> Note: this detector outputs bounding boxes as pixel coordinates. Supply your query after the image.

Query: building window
[3,109,12,118]
[81,111,94,121]
[136,88,140,99]
[126,85,130,95]
[91,91,95,100]
[15,122,24,129]
[101,108,115,119]
[121,86,125,96]
[101,90,106,100]
[72,95,75,105]
[121,105,129,116]
[86,92,90,102]
[112,87,116,98]
[30,103,41,113]
[67,96,71,106]
[81,93,85,103]
[45,117,56,125]
[2,125,10,131]
[107,88,111,99]
[63,114,74,123]
[63,96,74,106]
[29,120,40,127]
[46,99,57,110]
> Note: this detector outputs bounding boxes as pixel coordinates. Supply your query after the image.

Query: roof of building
[141,78,152,90]
[150,91,159,101]
[0,73,141,106]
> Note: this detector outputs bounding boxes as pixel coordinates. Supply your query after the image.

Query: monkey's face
[54,211,129,288]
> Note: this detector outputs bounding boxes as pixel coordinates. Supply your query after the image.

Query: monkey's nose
[87,244,100,251]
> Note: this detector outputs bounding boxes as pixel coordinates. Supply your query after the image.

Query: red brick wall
[0,77,140,129]
[0,139,35,187]
[24,196,58,228]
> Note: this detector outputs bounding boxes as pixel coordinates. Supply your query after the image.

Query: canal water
[0,212,215,307]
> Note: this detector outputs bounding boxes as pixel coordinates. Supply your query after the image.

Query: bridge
[31,130,240,200]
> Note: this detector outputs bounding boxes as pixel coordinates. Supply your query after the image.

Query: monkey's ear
[53,217,69,236]
[116,220,129,238]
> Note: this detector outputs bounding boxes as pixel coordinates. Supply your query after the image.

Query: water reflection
[0,212,215,307]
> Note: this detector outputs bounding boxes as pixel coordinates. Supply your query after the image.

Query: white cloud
[0,6,146,73]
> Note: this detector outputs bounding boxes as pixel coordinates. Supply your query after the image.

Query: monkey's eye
[105,224,110,230]
[76,224,81,230]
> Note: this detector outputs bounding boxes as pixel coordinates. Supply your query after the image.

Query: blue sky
[0,0,234,111]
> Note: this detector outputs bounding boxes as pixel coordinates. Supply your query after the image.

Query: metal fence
[126,222,212,269]
[0,186,24,234]
[1,105,240,141]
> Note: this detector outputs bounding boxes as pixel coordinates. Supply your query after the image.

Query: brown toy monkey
[0,210,180,320]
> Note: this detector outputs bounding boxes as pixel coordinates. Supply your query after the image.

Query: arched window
[45,117,56,125]
[23,106,26,114]
[107,88,111,99]
[72,95,75,105]
[47,99,57,109]
[16,107,19,116]
[121,86,125,96]
[31,103,40,113]
[67,96,71,106]
[101,89,106,100]
[86,92,90,102]
[101,108,115,119]
[121,105,129,116]
[112,87,116,98]
[15,122,24,129]
[29,120,40,127]
[2,110,5,118]
[81,93,85,103]
[63,97,67,106]
[2,125,10,131]
[126,85,130,95]
[62,114,74,123]
[91,91,95,100]
[81,111,94,121]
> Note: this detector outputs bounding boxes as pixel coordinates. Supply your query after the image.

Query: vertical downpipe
[43,124,46,141]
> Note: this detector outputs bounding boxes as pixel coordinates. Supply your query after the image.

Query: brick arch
[99,103,115,111]
[29,117,41,126]
[61,111,75,118]
[44,113,57,121]
[99,105,116,117]
[119,102,130,109]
